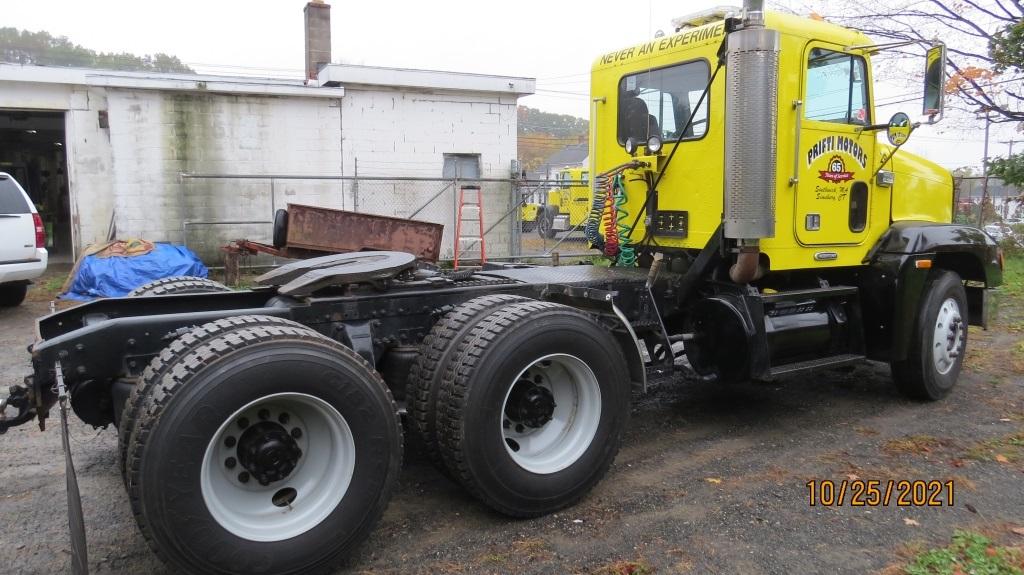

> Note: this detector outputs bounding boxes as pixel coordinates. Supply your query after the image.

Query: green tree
[989,154,1024,187]
[0,27,193,73]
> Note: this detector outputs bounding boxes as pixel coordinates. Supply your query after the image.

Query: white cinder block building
[0,2,534,262]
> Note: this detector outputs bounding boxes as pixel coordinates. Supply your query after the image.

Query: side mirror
[923,44,945,122]
[886,112,913,146]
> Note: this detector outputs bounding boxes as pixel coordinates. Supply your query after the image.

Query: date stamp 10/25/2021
[806,479,955,507]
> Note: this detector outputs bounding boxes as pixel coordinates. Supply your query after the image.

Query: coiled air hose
[612,174,636,266]
[585,160,646,260]
[603,177,619,257]
[585,174,608,249]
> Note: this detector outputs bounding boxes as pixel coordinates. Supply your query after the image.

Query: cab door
[795,45,875,246]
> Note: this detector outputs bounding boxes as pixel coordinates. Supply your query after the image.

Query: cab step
[768,353,865,378]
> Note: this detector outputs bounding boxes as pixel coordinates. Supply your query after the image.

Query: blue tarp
[63,243,208,300]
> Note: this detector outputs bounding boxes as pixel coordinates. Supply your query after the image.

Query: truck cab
[587,6,1000,386]
[589,11,961,270]
[536,166,591,238]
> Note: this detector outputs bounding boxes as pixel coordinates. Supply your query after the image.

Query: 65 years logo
[818,155,855,183]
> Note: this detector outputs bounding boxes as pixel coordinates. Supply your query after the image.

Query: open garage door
[0,110,71,262]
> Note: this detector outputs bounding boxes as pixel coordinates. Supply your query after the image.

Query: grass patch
[883,435,949,455]
[1013,341,1024,373]
[42,276,64,294]
[477,553,507,564]
[903,530,1024,575]
[964,433,1024,463]
[1003,256,1024,300]
[592,560,654,575]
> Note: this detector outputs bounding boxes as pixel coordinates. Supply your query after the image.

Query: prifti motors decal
[806,136,867,183]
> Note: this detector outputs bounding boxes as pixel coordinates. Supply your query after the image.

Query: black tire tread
[128,276,230,297]
[125,323,401,575]
[891,269,967,401]
[116,314,306,483]
[407,294,530,472]
[537,206,557,239]
[436,300,616,517]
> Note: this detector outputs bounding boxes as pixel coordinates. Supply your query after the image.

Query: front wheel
[891,270,968,400]
[536,206,557,239]
[437,301,630,517]
[125,324,402,575]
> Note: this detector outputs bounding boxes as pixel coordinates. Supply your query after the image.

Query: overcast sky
[4,0,1019,171]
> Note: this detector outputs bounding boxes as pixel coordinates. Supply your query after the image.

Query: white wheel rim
[200,392,355,541]
[500,353,601,474]
[931,297,964,376]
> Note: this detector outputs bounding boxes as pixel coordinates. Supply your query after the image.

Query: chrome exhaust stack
[723,0,779,283]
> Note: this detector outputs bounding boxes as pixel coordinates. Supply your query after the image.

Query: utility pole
[998,139,1019,220]
[977,110,992,227]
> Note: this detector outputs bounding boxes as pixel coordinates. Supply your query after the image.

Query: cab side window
[618,60,710,146]
[805,48,869,125]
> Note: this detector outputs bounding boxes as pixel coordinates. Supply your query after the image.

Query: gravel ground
[1,278,1022,575]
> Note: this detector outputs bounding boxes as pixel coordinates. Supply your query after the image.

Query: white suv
[0,172,47,306]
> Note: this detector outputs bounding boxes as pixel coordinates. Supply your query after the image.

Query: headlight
[646,135,663,153]
[624,137,638,155]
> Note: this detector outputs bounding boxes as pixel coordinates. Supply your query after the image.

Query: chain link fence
[178,173,601,266]
[954,176,1022,227]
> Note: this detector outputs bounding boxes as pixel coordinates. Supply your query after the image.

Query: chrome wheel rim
[500,353,601,474]
[932,297,964,375]
[200,392,355,541]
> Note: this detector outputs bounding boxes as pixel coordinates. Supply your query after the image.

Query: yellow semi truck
[4,3,1002,574]
[533,166,591,238]
[579,3,1000,384]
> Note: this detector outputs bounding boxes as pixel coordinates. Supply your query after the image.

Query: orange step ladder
[454,185,486,269]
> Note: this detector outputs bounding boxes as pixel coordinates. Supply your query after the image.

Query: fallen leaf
[846,473,860,481]
[995,454,1010,464]
[904,518,920,526]
[1011,527,1024,537]
[705,477,722,484]
[985,546,998,557]
[965,503,978,513]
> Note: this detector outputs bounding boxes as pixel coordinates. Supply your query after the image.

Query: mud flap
[56,363,89,575]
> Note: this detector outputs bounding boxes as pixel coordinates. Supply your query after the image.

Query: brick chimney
[304,0,331,83]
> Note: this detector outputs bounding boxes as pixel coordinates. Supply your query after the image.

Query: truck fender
[607,298,648,392]
[866,222,1001,362]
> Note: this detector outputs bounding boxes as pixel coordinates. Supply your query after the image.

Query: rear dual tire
[116,315,303,484]
[436,301,631,517]
[408,294,531,474]
[125,322,402,575]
